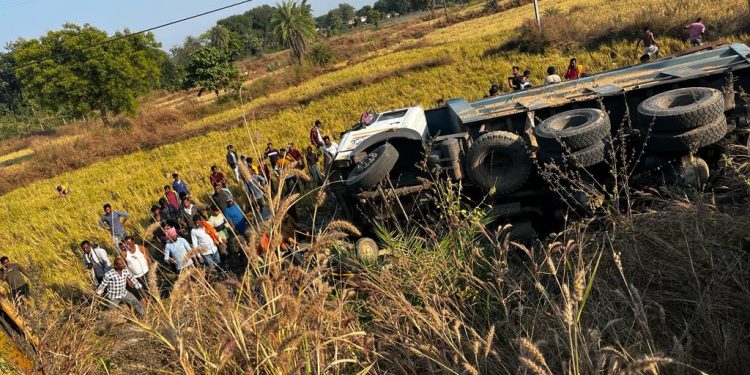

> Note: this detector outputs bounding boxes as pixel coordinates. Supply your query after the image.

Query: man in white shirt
[544,66,561,85]
[191,217,220,269]
[80,240,112,285]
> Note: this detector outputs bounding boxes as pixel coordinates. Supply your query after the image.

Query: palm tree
[271,0,317,62]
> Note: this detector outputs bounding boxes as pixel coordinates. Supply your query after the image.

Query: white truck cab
[334,106,428,163]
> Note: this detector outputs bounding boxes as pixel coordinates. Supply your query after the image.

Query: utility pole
[533,0,541,29]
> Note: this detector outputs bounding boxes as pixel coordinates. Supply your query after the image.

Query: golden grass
[0,0,746,303]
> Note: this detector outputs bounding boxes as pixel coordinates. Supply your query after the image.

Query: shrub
[308,43,334,67]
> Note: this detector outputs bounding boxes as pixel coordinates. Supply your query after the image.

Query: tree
[183,46,239,97]
[369,9,383,28]
[204,25,244,60]
[13,23,161,126]
[271,0,317,62]
[337,3,356,22]
[356,5,373,17]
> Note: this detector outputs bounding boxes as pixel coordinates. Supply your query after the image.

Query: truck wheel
[466,131,531,194]
[645,116,727,154]
[637,87,724,131]
[537,139,607,168]
[346,143,399,191]
[535,108,611,151]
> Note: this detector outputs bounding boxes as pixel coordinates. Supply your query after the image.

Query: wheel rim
[654,92,702,109]
[484,150,512,177]
[354,152,377,173]
[551,114,590,131]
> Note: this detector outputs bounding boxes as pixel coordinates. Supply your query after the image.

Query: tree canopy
[182,46,239,97]
[12,23,163,126]
[271,0,318,62]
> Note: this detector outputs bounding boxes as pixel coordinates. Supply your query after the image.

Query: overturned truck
[328,43,750,238]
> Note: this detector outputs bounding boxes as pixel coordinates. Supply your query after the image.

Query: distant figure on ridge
[564,58,585,80]
[685,18,705,47]
[508,66,522,90]
[637,26,659,59]
[544,66,561,85]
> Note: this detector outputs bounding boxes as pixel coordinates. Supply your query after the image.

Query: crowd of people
[73,120,341,316]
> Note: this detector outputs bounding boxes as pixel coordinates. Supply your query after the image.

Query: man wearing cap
[164,227,194,273]
[226,145,240,181]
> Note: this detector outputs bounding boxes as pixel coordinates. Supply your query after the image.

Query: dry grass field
[1,0,750,372]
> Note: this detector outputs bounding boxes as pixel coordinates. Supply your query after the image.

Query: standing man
[80,240,112,285]
[121,236,153,293]
[172,173,190,197]
[508,66,522,90]
[99,203,129,245]
[209,165,227,187]
[96,258,145,317]
[226,144,240,181]
[164,185,180,209]
[164,228,194,273]
[544,66,561,85]
[306,146,323,186]
[685,18,705,47]
[211,183,232,214]
[263,143,280,169]
[636,26,659,59]
[191,216,221,269]
[310,120,325,151]
[179,196,200,231]
[564,58,585,80]
[287,142,304,169]
[158,198,180,228]
[224,197,248,239]
[0,257,31,300]
[208,206,230,255]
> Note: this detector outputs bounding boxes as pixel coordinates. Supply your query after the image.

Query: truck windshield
[376,109,408,122]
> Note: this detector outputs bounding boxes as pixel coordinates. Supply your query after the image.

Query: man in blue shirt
[223,197,248,237]
[171,173,190,197]
[99,203,129,245]
[164,229,194,273]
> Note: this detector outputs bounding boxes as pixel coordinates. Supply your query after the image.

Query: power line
[5,0,254,72]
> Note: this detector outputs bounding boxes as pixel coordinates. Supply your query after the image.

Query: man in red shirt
[310,120,325,150]
[287,142,305,170]
[209,165,227,187]
[164,185,180,209]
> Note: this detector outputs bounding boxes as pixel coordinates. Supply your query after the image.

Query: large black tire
[537,139,607,168]
[346,143,399,191]
[637,87,724,131]
[466,131,531,194]
[535,108,611,151]
[645,116,728,154]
